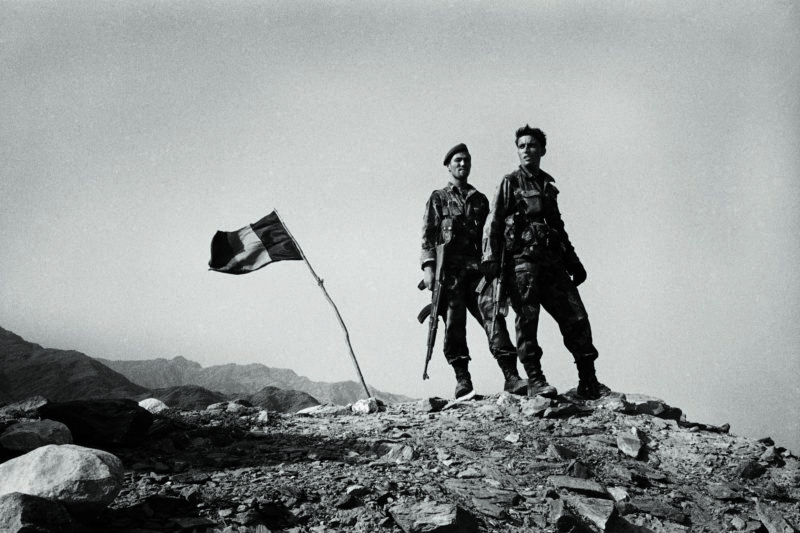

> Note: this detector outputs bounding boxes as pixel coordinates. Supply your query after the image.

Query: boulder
[444,478,521,516]
[521,395,551,417]
[388,501,479,533]
[0,444,124,516]
[564,495,617,531]
[0,492,72,533]
[296,404,352,417]
[755,499,797,533]
[737,460,767,480]
[225,401,249,414]
[617,427,644,459]
[207,401,227,412]
[0,396,49,418]
[352,397,382,414]
[0,419,72,453]
[548,475,609,499]
[495,392,522,417]
[417,397,448,413]
[548,498,582,532]
[254,410,270,425]
[548,443,579,461]
[380,443,416,463]
[138,397,170,414]
[631,497,689,524]
[624,393,683,420]
[248,386,321,413]
[39,399,153,447]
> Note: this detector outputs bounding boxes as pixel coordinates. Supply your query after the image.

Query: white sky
[2,1,798,451]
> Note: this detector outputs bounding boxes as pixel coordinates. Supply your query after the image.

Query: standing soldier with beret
[421,143,527,399]
[482,125,609,399]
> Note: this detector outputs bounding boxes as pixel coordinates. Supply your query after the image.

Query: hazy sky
[2,1,798,451]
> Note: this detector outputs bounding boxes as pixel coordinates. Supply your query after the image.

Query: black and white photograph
[1,2,798,531]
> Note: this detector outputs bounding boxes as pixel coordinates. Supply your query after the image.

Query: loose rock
[388,501,479,533]
[0,492,72,533]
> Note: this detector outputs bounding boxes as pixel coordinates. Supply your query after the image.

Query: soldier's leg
[509,263,557,397]
[469,277,525,394]
[540,267,608,399]
[442,277,474,399]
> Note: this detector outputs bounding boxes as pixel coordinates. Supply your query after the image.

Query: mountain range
[95,355,412,405]
[0,326,411,409]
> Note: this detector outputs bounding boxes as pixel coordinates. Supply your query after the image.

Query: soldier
[481,125,609,399]
[421,143,527,399]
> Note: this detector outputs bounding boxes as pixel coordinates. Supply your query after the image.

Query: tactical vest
[503,173,564,257]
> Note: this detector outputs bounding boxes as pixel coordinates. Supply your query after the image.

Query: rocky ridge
[0,327,146,402]
[1,390,798,532]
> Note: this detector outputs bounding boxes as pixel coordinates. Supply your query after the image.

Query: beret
[443,143,470,166]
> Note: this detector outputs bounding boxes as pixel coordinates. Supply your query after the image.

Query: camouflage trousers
[508,259,599,367]
[440,267,516,365]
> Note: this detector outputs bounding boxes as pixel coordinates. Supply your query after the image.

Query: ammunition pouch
[442,215,481,258]
[441,217,453,245]
[505,216,561,256]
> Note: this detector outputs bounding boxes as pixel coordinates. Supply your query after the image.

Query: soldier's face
[517,135,544,168]
[448,153,471,180]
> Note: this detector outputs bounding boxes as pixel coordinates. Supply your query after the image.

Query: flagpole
[273,209,372,400]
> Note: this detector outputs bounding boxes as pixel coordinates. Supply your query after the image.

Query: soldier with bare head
[482,125,609,399]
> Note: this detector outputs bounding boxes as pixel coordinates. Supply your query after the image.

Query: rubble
[0,390,797,532]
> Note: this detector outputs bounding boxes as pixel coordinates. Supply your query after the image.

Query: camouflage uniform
[421,183,516,365]
[482,166,599,381]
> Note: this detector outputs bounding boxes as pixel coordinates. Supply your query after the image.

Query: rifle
[490,248,507,338]
[417,236,449,380]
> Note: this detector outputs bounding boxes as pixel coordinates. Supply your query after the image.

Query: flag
[209,211,302,274]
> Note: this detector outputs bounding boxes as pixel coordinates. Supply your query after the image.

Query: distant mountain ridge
[0,326,146,402]
[0,325,411,408]
[97,355,413,405]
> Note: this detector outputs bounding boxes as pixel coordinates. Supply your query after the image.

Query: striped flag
[209,211,302,274]
[207,209,372,399]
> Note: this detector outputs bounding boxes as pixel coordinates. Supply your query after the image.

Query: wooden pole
[273,209,372,399]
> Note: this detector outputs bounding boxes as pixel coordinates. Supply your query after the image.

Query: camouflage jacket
[420,182,489,270]
[482,166,580,267]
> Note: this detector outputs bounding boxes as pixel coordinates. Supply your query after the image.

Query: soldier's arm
[482,177,512,265]
[420,191,441,270]
[549,191,581,269]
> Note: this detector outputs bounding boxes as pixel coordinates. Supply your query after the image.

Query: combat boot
[575,358,610,400]
[496,356,527,395]
[451,359,475,400]
[523,361,558,398]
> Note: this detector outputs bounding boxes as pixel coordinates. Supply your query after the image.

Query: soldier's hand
[480,261,501,281]
[568,262,587,286]
[423,265,435,290]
